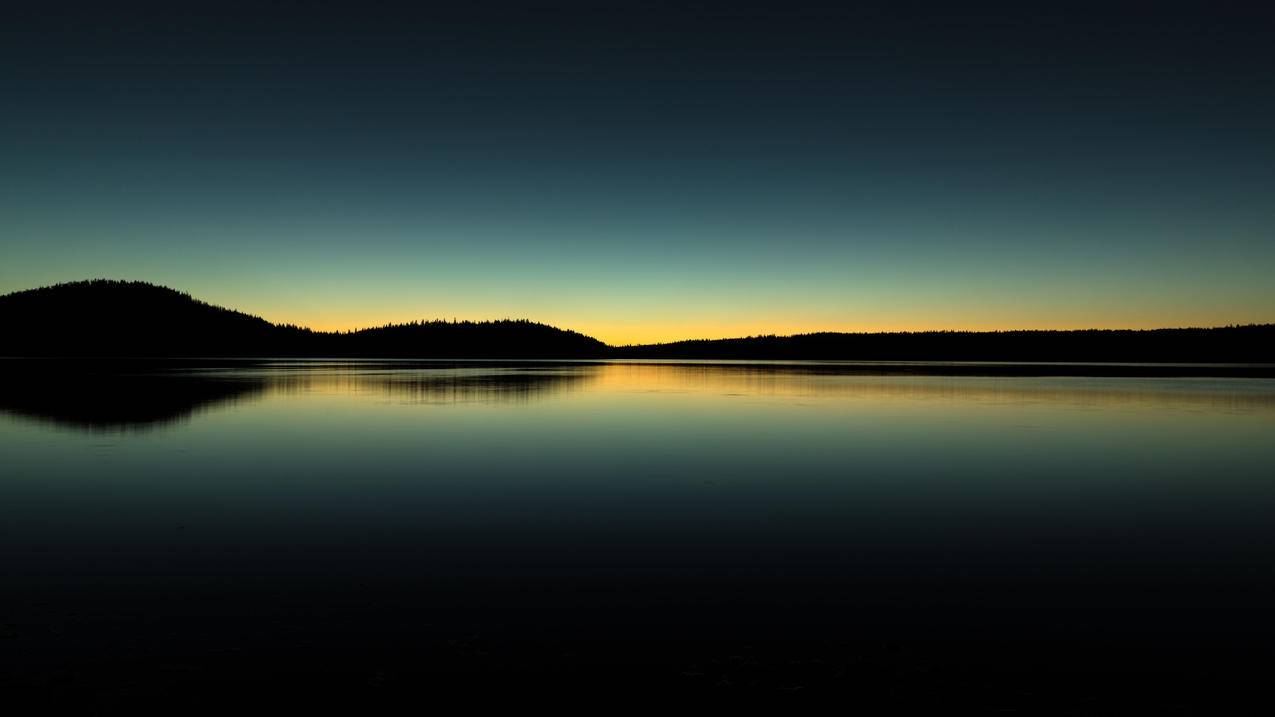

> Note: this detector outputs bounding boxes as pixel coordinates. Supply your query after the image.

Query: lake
[3,360,1275,710]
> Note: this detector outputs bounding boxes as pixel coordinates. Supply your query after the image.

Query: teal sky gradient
[3,3,1273,343]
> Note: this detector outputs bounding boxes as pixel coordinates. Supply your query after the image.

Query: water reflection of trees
[0,371,267,432]
[254,363,599,404]
[0,361,601,431]
[4,360,1272,432]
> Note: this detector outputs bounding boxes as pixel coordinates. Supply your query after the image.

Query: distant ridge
[1,280,1272,363]
[611,326,1275,363]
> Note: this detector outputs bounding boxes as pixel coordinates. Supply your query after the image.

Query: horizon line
[5,278,1272,347]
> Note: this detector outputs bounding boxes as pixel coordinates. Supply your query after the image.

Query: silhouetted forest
[0,281,606,358]
[2,280,1272,363]
[613,326,1275,363]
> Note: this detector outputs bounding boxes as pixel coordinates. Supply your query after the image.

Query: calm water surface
[3,361,1275,706]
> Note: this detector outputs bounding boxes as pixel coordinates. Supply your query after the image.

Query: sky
[3,1,1273,344]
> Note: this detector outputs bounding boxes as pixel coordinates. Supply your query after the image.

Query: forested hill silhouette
[1,280,1272,363]
[612,326,1275,364]
[0,280,606,358]
[2,280,301,358]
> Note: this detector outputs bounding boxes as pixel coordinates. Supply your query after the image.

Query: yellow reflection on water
[585,362,1275,411]
[5,361,1273,437]
[227,361,1275,413]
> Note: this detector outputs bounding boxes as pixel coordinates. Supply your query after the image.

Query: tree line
[2,280,1271,363]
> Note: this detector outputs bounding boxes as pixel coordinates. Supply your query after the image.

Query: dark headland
[2,280,1272,370]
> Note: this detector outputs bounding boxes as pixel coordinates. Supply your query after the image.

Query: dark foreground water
[3,361,1275,712]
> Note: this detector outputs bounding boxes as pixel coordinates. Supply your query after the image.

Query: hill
[0,280,300,357]
[0,280,606,358]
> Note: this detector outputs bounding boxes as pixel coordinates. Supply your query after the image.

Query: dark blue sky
[4,1,1273,342]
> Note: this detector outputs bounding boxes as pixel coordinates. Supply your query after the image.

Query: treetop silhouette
[1,279,1271,362]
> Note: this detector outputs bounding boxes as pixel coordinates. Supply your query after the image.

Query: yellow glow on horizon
[253,311,1268,347]
[178,278,1275,347]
